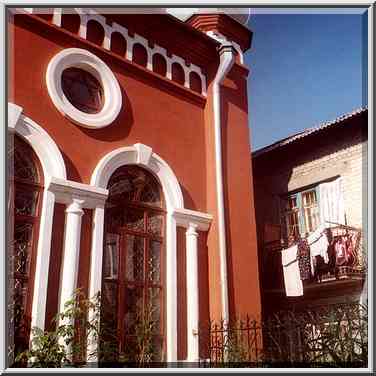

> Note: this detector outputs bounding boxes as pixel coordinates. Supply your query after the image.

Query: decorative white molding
[48,176,108,208]
[134,143,153,166]
[86,204,105,362]
[43,8,207,96]
[8,103,67,180]
[173,207,213,231]
[58,198,85,353]
[8,103,67,335]
[30,189,56,332]
[90,143,184,210]
[185,223,200,362]
[89,143,188,362]
[46,48,123,129]
[8,102,23,129]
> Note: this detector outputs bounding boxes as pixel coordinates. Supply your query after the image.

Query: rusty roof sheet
[252,107,368,158]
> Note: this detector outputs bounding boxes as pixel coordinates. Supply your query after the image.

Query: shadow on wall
[180,184,197,212]
[75,85,134,142]
[61,150,83,183]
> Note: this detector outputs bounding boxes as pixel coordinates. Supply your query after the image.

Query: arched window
[9,135,44,356]
[100,166,165,363]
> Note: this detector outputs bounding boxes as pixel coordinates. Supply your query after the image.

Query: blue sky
[246,10,368,151]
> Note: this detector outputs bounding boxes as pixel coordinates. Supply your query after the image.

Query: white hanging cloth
[307,224,329,276]
[319,177,345,227]
[281,244,303,297]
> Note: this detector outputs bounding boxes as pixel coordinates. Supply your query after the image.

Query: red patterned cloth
[297,239,311,281]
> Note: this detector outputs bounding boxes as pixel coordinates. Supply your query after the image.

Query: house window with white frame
[282,187,321,240]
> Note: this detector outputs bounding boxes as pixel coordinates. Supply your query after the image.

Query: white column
[186,223,199,362]
[146,50,153,71]
[59,198,84,321]
[166,212,178,362]
[86,204,105,362]
[78,13,88,39]
[52,8,62,27]
[166,60,172,80]
[184,69,190,89]
[103,26,111,50]
[31,189,56,332]
[126,40,134,61]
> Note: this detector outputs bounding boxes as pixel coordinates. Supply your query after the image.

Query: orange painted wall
[9,11,262,351]
[45,203,65,331]
[11,14,207,213]
[221,66,261,320]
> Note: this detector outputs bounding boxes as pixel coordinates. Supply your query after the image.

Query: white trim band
[46,48,122,129]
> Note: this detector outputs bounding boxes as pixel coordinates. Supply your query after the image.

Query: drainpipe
[212,43,236,323]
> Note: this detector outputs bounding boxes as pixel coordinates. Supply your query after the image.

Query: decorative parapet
[23,8,207,96]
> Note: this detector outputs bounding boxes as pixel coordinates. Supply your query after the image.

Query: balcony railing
[262,224,364,292]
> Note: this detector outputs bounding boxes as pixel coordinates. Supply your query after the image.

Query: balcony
[261,224,365,295]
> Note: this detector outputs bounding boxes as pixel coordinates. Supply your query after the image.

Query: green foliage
[15,288,162,367]
[15,289,101,368]
[226,321,249,364]
[206,303,368,368]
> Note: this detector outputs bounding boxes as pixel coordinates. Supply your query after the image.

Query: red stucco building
[8,8,261,365]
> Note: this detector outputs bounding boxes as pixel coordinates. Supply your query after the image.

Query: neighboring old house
[252,108,368,318]
[7,8,261,365]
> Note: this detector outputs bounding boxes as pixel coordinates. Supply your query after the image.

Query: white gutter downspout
[212,43,236,323]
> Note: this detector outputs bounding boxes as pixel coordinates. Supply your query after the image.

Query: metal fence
[200,303,368,368]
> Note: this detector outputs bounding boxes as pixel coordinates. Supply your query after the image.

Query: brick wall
[252,113,367,248]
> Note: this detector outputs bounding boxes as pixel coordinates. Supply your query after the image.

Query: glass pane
[100,282,119,350]
[148,288,161,335]
[139,182,162,207]
[12,137,40,183]
[105,206,123,229]
[147,213,163,236]
[287,197,297,210]
[14,188,39,216]
[125,236,144,282]
[101,282,118,326]
[303,190,317,207]
[14,277,28,340]
[103,233,119,280]
[148,241,161,283]
[108,178,132,197]
[61,67,104,114]
[107,166,163,208]
[124,285,144,335]
[150,336,163,362]
[124,210,144,232]
[14,223,33,275]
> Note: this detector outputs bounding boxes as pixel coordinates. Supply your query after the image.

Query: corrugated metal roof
[252,107,368,158]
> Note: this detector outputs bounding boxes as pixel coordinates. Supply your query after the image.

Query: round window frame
[46,48,122,129]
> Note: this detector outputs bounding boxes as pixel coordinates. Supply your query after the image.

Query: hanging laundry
[334,236,347,265]
[307,226,329,276]
[281,244,303,297]
[334,234,355,266]
[297,238,311,281]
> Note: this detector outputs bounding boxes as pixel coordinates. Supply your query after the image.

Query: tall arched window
[101,166,165,363]
[9,135,44,356]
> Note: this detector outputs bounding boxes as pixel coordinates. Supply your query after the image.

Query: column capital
[65,198,85,215]
[186,222,199,237]
[48,176,108,209]
[173,208,213,231]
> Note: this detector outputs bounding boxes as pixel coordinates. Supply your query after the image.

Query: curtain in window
[319,177,345,227]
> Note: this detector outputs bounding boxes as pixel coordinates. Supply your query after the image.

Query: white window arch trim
[46,48,122,129]
[89,143,212,362]
[8,102,67,338]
